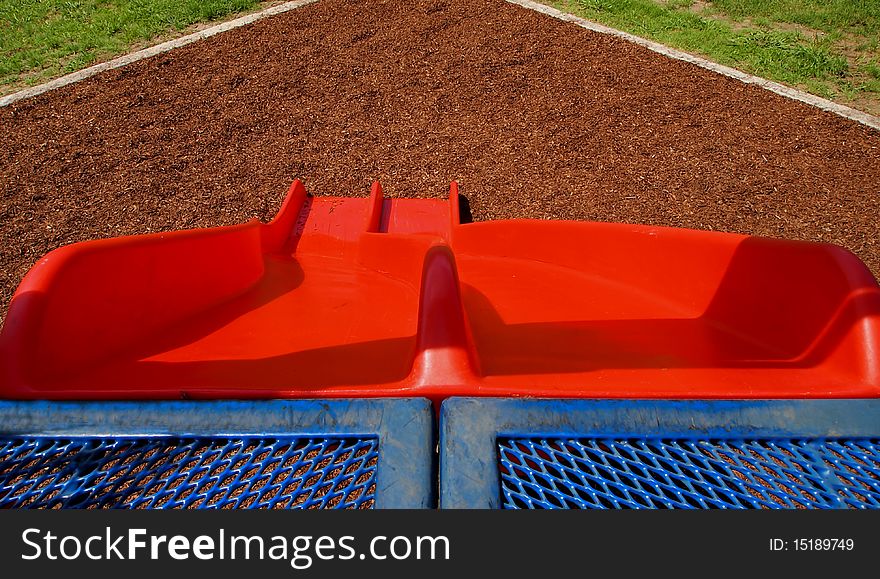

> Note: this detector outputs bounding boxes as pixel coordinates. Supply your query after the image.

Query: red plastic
[1,180,878,402]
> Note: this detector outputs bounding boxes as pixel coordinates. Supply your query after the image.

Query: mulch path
[2,0,879,326]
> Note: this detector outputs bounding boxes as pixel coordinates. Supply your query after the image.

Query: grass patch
[0,0,261,90]
[548,0,880,115]
[708,0,879,37]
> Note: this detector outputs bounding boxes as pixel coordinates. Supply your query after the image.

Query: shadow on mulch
[1,0,878,327]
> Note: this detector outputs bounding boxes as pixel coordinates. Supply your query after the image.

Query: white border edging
[507,0,880,131]
[0,0,318,108]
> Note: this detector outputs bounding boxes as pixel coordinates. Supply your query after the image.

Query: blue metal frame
[0,398,434,509]
[439,398,880,508]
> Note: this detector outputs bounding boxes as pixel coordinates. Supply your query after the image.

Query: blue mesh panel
[499,438,880,509]
[0,436,378,509]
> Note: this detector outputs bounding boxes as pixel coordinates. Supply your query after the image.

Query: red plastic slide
[1,181,878,402]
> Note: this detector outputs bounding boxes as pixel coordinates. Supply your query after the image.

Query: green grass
[0,0,261,89]
[709,0,879,36]
[549,0,880,114]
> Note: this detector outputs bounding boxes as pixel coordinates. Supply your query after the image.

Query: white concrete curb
[507,0,880,131]
[0,0,318,108]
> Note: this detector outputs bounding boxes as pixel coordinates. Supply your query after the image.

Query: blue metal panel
[499,437,880,509]
[440,398,880,509]
[1,436,378,509]
[0,399,433,509]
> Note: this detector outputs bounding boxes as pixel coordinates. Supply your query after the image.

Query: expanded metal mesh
[499,438,880,509]
[0,436,378,509]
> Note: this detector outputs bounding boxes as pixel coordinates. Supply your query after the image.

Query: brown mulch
[2,0,879,327]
